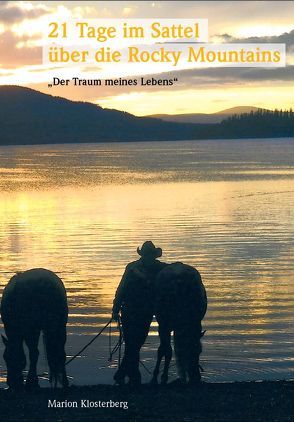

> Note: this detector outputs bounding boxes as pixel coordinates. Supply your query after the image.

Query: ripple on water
[0,139,293,386]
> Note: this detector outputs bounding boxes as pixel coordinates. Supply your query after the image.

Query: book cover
[0,1,293,421]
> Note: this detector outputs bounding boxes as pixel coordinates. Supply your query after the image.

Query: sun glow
[97,85,293,115]
[0,1,293,115]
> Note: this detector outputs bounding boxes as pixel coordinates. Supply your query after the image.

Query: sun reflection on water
[0,139,293,385]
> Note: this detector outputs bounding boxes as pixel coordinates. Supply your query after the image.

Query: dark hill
[0,86,208,145]
[0,86,293,145]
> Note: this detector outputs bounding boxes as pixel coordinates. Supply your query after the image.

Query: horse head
[2,334,26,389]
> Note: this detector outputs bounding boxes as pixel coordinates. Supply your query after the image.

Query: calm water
[0,138,293,386]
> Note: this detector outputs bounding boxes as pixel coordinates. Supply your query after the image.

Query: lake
[0,138,293,386]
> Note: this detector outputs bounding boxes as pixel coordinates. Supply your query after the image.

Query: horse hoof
[113,372,126,386]
[113,376,125,386]
[62,378,69,390]
[188,377,201,386]
[149,378,158,386]
[169,378,186,386]
[6,385,25,394]
[25,382,40,392]
[160,376,168,385]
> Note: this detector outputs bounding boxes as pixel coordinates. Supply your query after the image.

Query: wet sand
[0,381,293,421]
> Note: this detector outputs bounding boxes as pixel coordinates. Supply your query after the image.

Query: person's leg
[114,312,138,384]
[125,313,153,385]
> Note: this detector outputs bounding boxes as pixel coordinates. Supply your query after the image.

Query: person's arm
[112,265,131,320]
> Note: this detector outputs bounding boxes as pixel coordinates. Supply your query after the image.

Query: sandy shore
[0,381,293,421]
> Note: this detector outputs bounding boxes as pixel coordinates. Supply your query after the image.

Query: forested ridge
[220,109,294,138]
[0,86,293,145]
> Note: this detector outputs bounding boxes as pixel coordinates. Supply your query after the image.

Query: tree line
[218,109,294,138]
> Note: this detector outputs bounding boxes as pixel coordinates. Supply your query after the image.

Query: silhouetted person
[112,241,166,386]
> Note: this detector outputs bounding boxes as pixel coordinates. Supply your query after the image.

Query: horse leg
[150,342,164,385]
[24,329,40,390]
[3,330,26,390]
[151,322,170,385]
[188,350,201,385]
[160,330,172,385]
[188,328,203,385]
[174,329,188,384]
[151,324,172,385]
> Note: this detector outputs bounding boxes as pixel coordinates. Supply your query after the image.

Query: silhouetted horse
[1,268,68,390]
[151,262,207,385]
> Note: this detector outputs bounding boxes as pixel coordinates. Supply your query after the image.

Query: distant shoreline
[1,87,293,146]
[0,136,293,148]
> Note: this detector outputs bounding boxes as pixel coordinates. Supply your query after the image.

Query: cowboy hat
[137,241,162,258]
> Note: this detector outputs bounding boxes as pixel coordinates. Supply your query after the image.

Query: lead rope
[118,316,123,368]
[139,359,152,375]
[108,316,124,368]
[108,317,152,375]
[66,318,112,366]
[108,318,112,359]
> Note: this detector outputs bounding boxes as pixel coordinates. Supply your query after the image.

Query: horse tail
[42,273,68,388]
[41,330,62,387]
[43,323,68,388]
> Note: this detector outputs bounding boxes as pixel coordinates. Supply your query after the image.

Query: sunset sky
[0,1,293,115]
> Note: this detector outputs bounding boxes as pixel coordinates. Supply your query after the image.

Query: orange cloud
[0,30,41,68]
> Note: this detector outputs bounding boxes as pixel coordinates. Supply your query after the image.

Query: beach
[0,381,293,421]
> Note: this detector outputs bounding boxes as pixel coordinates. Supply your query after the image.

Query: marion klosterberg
[48,399,128,409]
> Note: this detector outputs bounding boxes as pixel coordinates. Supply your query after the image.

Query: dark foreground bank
[0,381,293,422]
